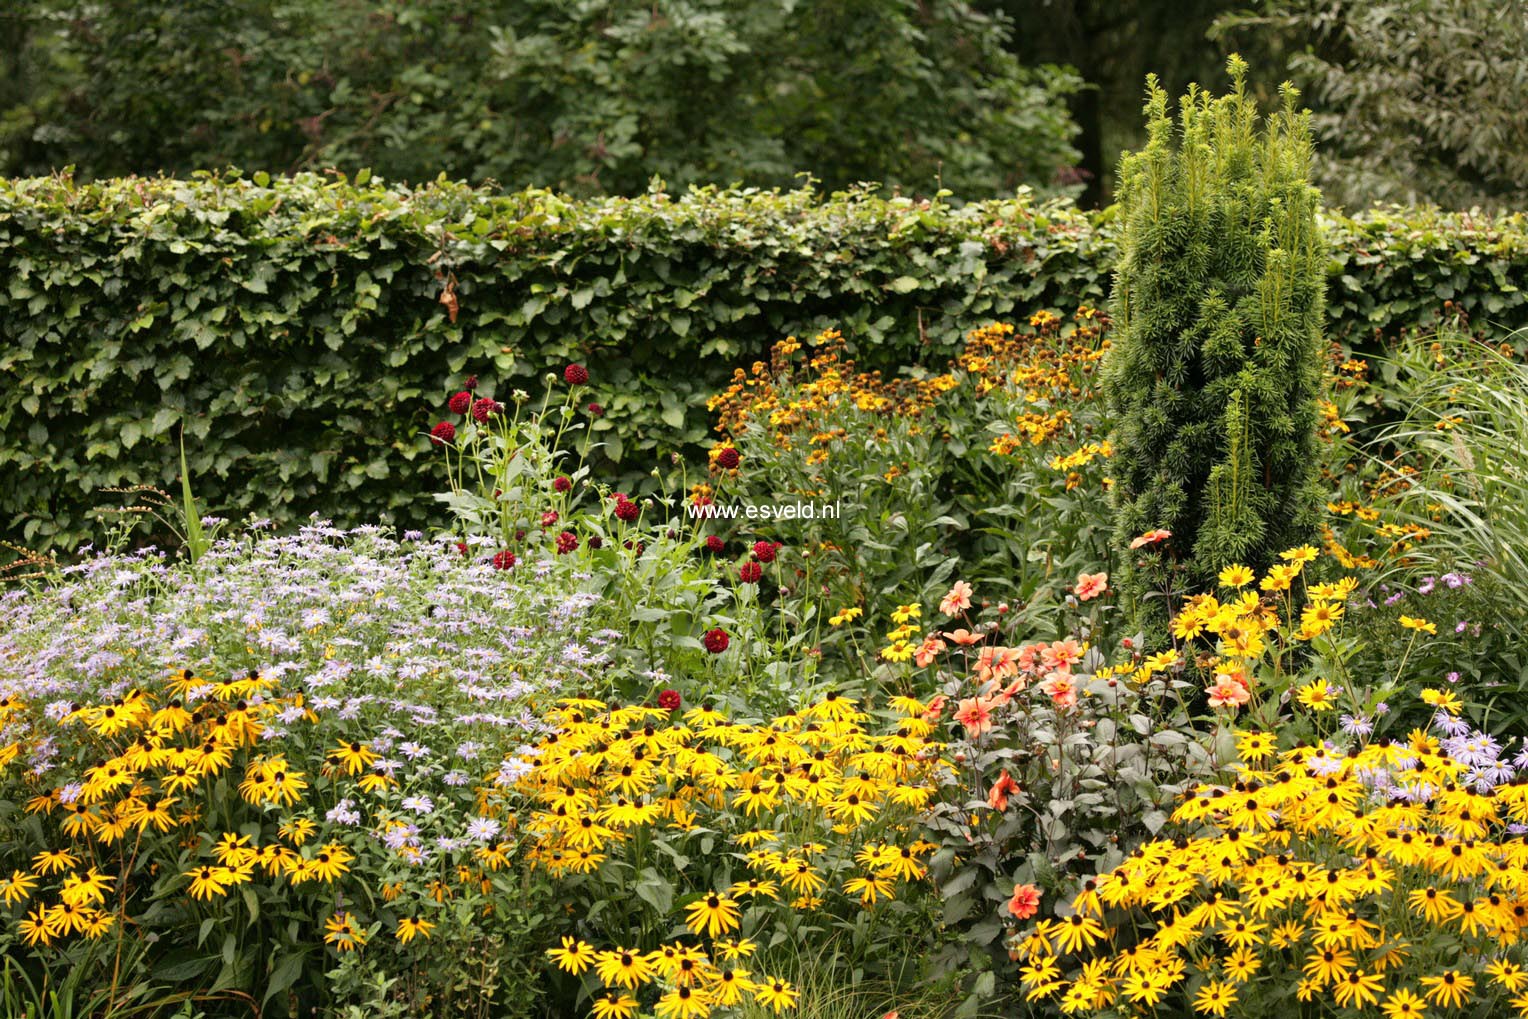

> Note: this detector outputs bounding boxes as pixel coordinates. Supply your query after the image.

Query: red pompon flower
[455,541,469,556]
[464,374,479,391]
[657,689,682,711]
[564,364,589,386]
[430,421,456,445]
[751,540,779,564]
[448,391,472,415]
[586,402,605,417]
[553,476,572,493]
[703,628,730,654]
[714,446,740,470]
[541,511,559,528]
[623,539,646,554]
[739,561,763,584]
[491,550,516,570]
[588,536,604,550]
[471,398,501,423]
[705,535,725,554]
[555,530,579,555]
[614,499,640,523]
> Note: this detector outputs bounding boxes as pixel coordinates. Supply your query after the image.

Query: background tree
[1104,56,1326,634]
[0,0,1082,198]
[982,0,1239,206]
[1214,0,1528,211]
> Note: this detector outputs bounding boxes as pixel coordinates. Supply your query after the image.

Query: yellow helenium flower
[1296,679,1337,712]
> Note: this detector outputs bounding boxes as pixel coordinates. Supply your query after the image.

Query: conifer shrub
[1103,56,1327,633]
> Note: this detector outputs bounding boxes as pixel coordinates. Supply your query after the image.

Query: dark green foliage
[0,0,1081,198]
[2,173,1525,555]
[983,0,1240,206]
[1104,58,1327,631]
[1214,0,1528,212]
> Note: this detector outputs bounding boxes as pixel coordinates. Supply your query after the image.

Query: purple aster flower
[327,799,361,825]
[465,817,502,842]
[401,795,434,815]
[1339,714,1373,738]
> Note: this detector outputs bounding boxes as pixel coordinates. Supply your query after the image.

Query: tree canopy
[0,0,1082,198]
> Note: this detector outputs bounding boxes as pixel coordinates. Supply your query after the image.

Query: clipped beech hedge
[2,172,1525,551]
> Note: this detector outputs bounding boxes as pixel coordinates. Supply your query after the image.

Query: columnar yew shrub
[1104,57,1326,631]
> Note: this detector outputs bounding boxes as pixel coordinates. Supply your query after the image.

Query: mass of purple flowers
[0,521,619,781]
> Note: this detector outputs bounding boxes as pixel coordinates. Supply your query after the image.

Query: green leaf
[180,428,208,563]
[262,952,306,1010]
[634,867,673,914]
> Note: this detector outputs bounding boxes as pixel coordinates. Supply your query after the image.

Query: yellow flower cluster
[514,696,942,885]
[1154,550,1358,711]
[706,330,955,450]
[1016,712,1528,1016]
[0,669,393,949]
[548,936,800,1019]
[508,696,947,1019]
[967,311,1109,456]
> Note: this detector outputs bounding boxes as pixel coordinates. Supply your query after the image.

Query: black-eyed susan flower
[184,864,232,901]
[18,907,54,946]
[395,916,435,944]
[31,848,78,876]
[684,892,741,938]
[1379,987,1427,1018]
[323,911,366,952]
[0,869,38,907]
[1192,979,1237,1016]
[752,977,799,1012]
[1420,970,1473,1009]
[594,947,653,989]
[589,991,638,1019]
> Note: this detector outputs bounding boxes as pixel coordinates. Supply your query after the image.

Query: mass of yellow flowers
[1014,700,1528,1016]
[502,695,950,1019]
